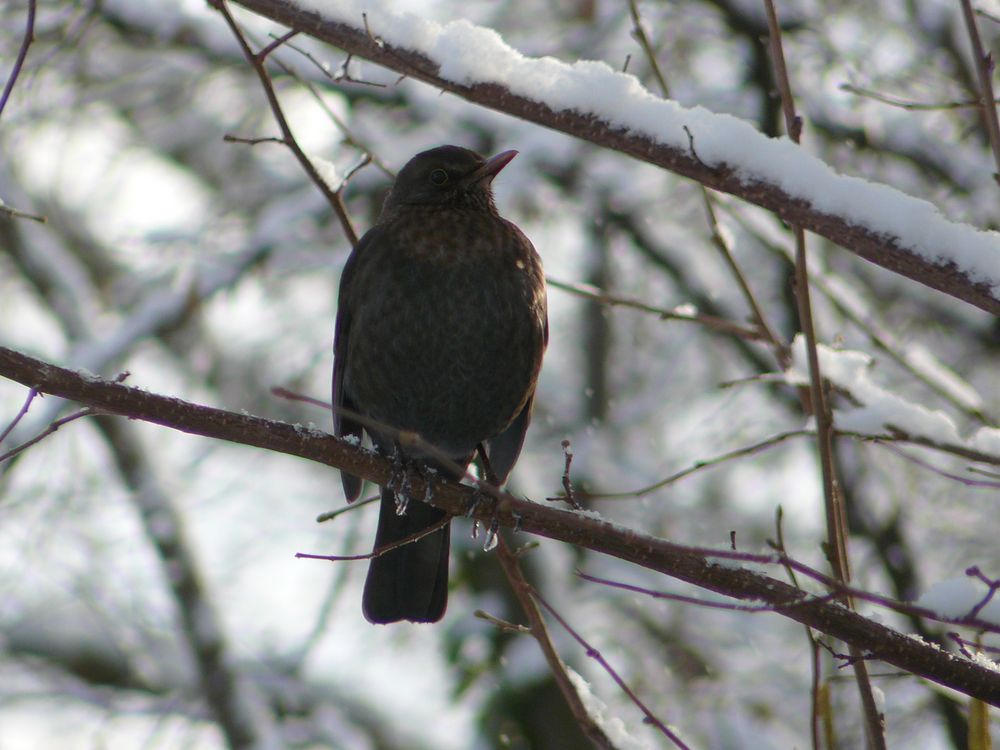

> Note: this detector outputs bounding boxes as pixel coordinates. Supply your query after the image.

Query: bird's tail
[362,486,451,624]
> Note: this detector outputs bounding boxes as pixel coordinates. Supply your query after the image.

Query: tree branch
[3,345,1000,706]
[224,0,1000,316]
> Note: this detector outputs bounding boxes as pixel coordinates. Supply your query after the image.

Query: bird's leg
[475,442,501,487]
[468,442,501,550]
[386,442,443,516]
[385,443,412,516]
[422,467,439,505]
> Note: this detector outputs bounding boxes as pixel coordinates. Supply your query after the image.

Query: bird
[332,145,548,624]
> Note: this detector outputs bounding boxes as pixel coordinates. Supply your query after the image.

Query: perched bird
[333,145,548,624]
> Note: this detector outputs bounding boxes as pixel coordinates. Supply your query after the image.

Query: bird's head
[382,145,517,213]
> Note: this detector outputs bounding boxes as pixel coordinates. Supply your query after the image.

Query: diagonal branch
[213,0,358,245]
[3,345,1000,706]
[224,0,1000,316]
[495,537,622,750]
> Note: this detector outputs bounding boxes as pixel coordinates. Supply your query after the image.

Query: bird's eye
[429,168,449,186]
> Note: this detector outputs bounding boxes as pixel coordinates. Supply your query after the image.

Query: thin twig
[270,386,329,409]
[260,32,395,178]
[763,2,885,747]
[965,566,1000,619]
[875,441,1000,488]
[315,494,378,522]
[578,570,838,613]
[700,190,792,367]
[626,0,670,97]
[0,203,47,223]
[0,407,97,464]
[0,388,37,446]
[626,1,790,371]
[770,506,823,750]
[211,0,359,245]
[533,587,692,748]
[547,277,765,341]
[584,428,811,499]
[297,514,450,562]
[979,8,1000,26]
[559,439,582,510]
[495,537,618,750]
[0,0,36,120]
[960,0,1000,185]
[275,38,386,88]
[839,83,985,112]
[223,134,285,146]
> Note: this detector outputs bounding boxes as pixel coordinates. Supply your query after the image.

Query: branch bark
[225,0,1000,316]
[3,345,1000,707]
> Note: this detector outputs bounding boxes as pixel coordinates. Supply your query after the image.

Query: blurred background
[1,0,999,747]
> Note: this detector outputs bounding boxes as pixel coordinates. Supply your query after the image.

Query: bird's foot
[386,447,440,516]
[467,486,500,551]
[386,448,414,516]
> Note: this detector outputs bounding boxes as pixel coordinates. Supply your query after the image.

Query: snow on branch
[3,344,1000,706]
[224,0,1000,315]
[785,335,1000,464]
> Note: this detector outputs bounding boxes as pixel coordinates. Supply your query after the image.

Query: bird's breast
[343,209,545,457]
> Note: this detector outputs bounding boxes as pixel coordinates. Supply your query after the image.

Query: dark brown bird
[333,145,548,624]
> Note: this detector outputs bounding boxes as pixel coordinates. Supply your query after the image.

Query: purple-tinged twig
[0,407,97,464]
[0,388,37,446]
[965,566,1000,619]
[578,570,838,614]
[0,0,36,120]
[875,442,1000,489]
[533,587,692,748]
[495,537,619,750]
[298,514,450,562]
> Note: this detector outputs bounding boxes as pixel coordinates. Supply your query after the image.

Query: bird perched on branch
[333,145,548,624]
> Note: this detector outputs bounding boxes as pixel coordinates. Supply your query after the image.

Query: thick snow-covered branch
[223,0,1000,315]
[3,345,1000,706]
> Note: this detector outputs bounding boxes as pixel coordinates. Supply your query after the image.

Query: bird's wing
[488,235,548,485]
[487,394,534,484]
[333,230,375,502]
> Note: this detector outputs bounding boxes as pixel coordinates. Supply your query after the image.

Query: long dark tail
[362,487,451,624]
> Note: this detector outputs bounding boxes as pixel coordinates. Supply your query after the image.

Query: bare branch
[532,585,690,748]
[839,82,984,111]
[0,406,98,464]
[496,537,620,750]
[3,345,1000,705]
[546,276,765,341]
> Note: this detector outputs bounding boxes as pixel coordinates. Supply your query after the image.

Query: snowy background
[2,0,1000,748]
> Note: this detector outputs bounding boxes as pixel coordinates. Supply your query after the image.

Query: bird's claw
[387,447,414,516]
[467,486,500,551]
